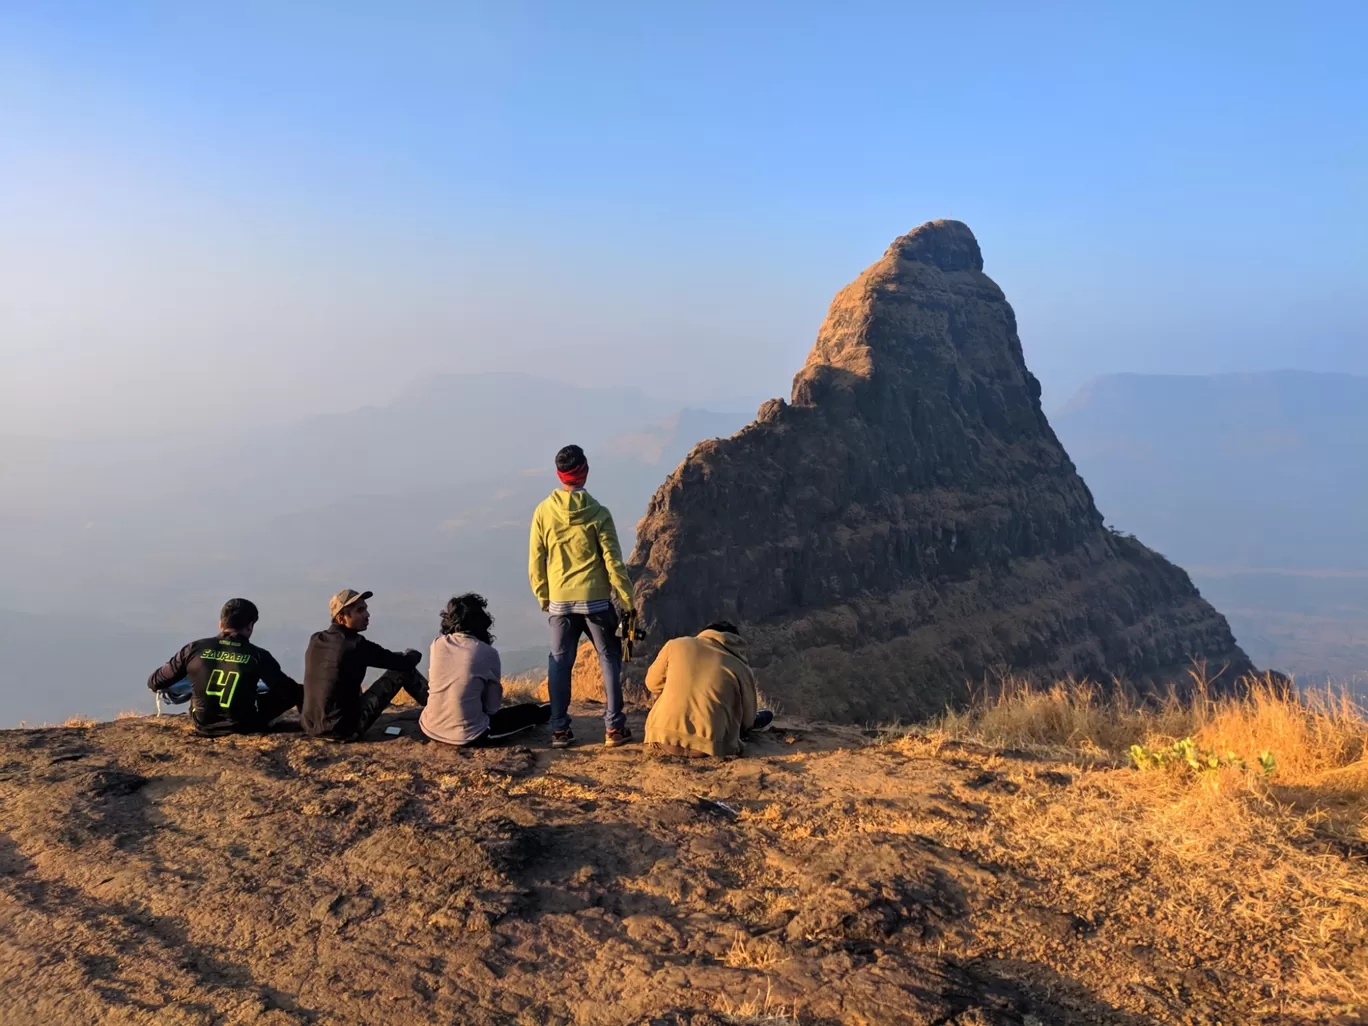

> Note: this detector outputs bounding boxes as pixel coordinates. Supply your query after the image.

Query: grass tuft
[716,979,800,1023]
[723,933,789,970]
[501,675,545,706]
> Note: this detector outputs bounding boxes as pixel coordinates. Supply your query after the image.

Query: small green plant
[1129,737,1277,777]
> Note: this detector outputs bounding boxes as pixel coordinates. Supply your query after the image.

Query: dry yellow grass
[501,675,544,706]
[928,673,1368,835]
[723,933,790,970]
[883,673,1368,1016]
[716,979,800,1023]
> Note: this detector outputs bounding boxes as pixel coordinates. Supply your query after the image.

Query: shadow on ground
[0,708,1338,1025]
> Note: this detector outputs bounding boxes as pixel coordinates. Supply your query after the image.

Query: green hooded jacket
[528,488,635,611]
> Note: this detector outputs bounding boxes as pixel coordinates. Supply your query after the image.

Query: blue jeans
[547,608,624,732]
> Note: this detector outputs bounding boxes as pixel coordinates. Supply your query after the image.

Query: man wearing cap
[147,598,302,736]
[301,589,427,740]
[528,444,636,749]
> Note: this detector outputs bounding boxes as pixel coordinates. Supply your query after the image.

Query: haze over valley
[6,363,1367,725]
[1054,369,1368,685]
[0,375,755,724]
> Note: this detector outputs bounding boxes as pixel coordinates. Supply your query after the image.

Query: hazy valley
[0,375,754,725]
[1054,369,1368,686]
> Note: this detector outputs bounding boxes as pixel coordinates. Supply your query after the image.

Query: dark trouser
[352,668,428,738]
[547,608,623,733]
[462,703,552,747]
[192,681,304,736]
[255,681,304,724]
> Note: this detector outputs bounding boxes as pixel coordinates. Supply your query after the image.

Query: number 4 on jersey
[206,668,240,708]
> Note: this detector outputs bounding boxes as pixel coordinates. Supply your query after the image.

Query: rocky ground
[0,704,1358,1025]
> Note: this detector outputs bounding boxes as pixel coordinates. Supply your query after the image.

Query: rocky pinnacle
[628,220,1256,722]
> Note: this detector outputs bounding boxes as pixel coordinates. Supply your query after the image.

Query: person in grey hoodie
[419,593,550,747]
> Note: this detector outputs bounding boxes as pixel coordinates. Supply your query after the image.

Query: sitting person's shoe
[604,726,633,747]
[551,729,575,749]
[752,710,775,732]
[536,703,553,725]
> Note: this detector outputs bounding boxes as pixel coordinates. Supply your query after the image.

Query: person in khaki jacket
[643,622,774,758]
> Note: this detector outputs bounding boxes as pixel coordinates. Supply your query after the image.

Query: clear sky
[2,1,1364,437]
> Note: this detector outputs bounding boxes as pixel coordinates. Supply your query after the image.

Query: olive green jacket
[528,488,635,610]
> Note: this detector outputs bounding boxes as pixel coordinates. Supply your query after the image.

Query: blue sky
[2,1,1364,435]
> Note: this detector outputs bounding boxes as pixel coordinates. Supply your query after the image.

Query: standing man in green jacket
[529,444,636,749]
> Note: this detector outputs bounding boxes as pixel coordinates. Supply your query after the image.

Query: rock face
[629,220,1255,722]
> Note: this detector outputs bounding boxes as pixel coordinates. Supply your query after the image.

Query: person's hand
[405,648,422,664]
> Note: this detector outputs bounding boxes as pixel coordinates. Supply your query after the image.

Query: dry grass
[883,673,1368,1016]
[501,675,544,706]
[926,673,1368,837]
[716,979,800,1023]
[754,686,783,719]
[723,933,790,970]
[931,675,1193,758]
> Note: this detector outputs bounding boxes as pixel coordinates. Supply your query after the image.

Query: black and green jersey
[148,632,299,734]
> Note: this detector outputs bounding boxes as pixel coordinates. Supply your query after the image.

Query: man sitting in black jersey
[147,598,303,736]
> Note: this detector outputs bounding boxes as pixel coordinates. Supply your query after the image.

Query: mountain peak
[793,220,1004,402]
[887,218,983,272]
[629,222,1253,722]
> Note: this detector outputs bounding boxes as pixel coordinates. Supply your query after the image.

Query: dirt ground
[0,705,1356,1026]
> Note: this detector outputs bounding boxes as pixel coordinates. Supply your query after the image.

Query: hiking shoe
[551,729,575,750]
[604,726,633,748]
[752,710,775,732]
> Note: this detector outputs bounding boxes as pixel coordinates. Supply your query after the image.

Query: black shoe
[752,710,775,732]
[536,703,553,725]
[605,726,633,748]
[551,729,575,749]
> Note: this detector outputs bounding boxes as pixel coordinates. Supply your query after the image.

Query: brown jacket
[644,630,757,757]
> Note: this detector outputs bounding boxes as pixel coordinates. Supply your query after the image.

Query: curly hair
[440,593,495,644]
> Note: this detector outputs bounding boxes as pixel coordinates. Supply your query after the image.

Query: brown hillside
[629,220,1255,722]
[1,697,1362,1025]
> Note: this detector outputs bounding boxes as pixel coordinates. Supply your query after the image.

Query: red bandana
[557,464,588,488]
